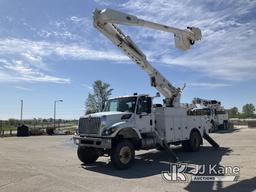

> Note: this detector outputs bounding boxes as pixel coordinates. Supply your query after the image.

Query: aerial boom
[93,9,202,107]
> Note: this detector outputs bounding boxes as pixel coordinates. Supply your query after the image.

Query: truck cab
[73,94,154,169]
[76,94,153,137]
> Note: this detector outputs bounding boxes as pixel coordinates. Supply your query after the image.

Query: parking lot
[0,126,255,192]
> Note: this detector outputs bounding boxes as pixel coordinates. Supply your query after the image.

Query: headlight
[102,126,117,136]
[75,127,79,135]
[101,115,107,128]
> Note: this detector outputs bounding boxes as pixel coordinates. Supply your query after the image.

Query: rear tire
[77,146,99,164]
[111,140,135,169]
[182,131,202,152]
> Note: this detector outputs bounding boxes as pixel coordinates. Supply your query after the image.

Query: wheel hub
[119,146,132,164]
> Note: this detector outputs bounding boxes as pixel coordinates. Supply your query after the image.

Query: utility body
[73,9,228,169]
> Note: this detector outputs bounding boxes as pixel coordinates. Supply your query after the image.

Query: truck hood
[84,111,131,118]
[78,111,134,136]
[82,111,133,129]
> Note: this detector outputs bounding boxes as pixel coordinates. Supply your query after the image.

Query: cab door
[135,96,153,133]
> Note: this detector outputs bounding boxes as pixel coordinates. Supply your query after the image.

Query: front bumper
[73,135,112,149]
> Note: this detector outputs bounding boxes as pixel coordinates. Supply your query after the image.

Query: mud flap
[203,133,219,148]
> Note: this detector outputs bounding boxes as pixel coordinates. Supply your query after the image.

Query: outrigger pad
[203,133,220,148]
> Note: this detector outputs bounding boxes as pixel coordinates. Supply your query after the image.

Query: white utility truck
[191,98,228,132]
[73,9,227,169]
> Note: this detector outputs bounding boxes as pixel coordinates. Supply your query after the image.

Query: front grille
[78,117,101,135]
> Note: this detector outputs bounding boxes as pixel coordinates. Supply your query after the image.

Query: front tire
[182,131,202,152]
[111,140,135,169]
[77,146,99,164]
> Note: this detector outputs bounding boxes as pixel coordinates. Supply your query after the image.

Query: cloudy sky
[0,0,255,119]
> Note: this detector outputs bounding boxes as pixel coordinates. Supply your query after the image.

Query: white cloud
[0,38,128,61]
[0,38,128,83]
[38,16,91,41]
[0,59,70,84]
[70,16,84,23]
[118,0,256,81]
[94,0,112,6]
[1,1,255,85]
[15,86,32,91]
[81,83,93,90]
[188,82,231,88]
[53,43,128,61]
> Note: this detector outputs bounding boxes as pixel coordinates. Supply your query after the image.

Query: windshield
[104,97,137,112]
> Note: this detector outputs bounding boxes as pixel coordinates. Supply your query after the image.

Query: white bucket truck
[73,9,226,169]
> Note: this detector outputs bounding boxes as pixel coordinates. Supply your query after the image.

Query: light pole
[54,100,63,129]
[20,100,23,123]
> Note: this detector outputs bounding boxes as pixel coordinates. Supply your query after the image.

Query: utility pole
[0,120,3,137]
[53,100,63,129]
[20,100,23,124]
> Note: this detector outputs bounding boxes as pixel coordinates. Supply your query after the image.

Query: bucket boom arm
[93,9,202,107]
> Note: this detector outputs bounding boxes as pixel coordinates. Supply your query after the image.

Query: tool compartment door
[173,117,182,141]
